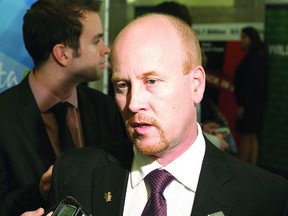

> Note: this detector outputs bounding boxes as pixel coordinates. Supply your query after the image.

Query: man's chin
[134,140,168,156]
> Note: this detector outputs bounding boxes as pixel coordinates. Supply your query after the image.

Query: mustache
[126,114,158,127]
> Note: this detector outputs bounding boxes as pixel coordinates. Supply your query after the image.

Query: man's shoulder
[0,83,21,100]
[205,141,288,188]
[0,80,31,116]
[56,139,133,170]
[0,77,30,102]
[234,160,287,193]
[195,142,288,215]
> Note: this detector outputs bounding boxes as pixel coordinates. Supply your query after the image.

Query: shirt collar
[130,123,206,192]
[28,71,78,113]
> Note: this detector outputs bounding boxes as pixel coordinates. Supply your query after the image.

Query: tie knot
[50,102,74,151]
[145,169,174,194]
[50,102,70,121]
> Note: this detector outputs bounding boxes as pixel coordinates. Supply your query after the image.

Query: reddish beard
[125,114,168,155]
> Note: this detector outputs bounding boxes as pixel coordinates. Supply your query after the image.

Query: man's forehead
[114,14,177,45]
[110,14,185,71]
[113,29,179,61]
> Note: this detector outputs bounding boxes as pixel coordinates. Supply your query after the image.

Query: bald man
[24,13,288,216]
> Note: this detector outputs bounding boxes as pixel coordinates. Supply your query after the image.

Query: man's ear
[52,44,69,66]
[191,65,206,104]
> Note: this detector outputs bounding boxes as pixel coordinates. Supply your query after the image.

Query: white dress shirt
[123,123,206,216]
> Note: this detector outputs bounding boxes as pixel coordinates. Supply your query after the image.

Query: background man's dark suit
[51,138,288,216]
[0,76,127,215]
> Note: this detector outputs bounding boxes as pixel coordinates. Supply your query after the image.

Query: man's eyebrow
[142,71,157,77]
[111,75,123,83]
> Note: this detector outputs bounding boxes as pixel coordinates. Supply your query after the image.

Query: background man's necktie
[51,102,74,151]
[142,169,174,216]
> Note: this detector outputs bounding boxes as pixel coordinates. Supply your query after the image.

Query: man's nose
[101,42,110,55]
[128,85,147,113]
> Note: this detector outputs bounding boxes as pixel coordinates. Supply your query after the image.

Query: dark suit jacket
[0,76,127,215]
[51,139,288,216]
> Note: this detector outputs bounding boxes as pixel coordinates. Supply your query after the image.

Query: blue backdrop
[0,0,35,93]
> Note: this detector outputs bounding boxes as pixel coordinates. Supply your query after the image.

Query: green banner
[258,4,288,172]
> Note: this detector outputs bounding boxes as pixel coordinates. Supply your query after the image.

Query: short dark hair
[152,1,192,26]
[23,0,102,66]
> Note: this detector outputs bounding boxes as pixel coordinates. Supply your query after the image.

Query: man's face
[70,12,110,82]
[111,17,200,157]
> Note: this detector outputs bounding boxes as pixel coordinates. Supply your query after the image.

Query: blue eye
[114,82,129,93]
[146,79,157,85]
[117,82,127,89]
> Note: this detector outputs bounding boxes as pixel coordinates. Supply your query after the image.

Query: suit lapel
[17,77,55,165]
[90,141,133,216]
[91,161,129,216]
[191,141,237,216]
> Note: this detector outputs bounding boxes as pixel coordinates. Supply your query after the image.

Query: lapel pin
[104,192,112,202]
[208,211,225,216]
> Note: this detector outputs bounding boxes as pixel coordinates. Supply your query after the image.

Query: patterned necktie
[142,169,174,216]
[50,102,74,151]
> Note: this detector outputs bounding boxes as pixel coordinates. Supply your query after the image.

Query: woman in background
[233,27,266,165]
